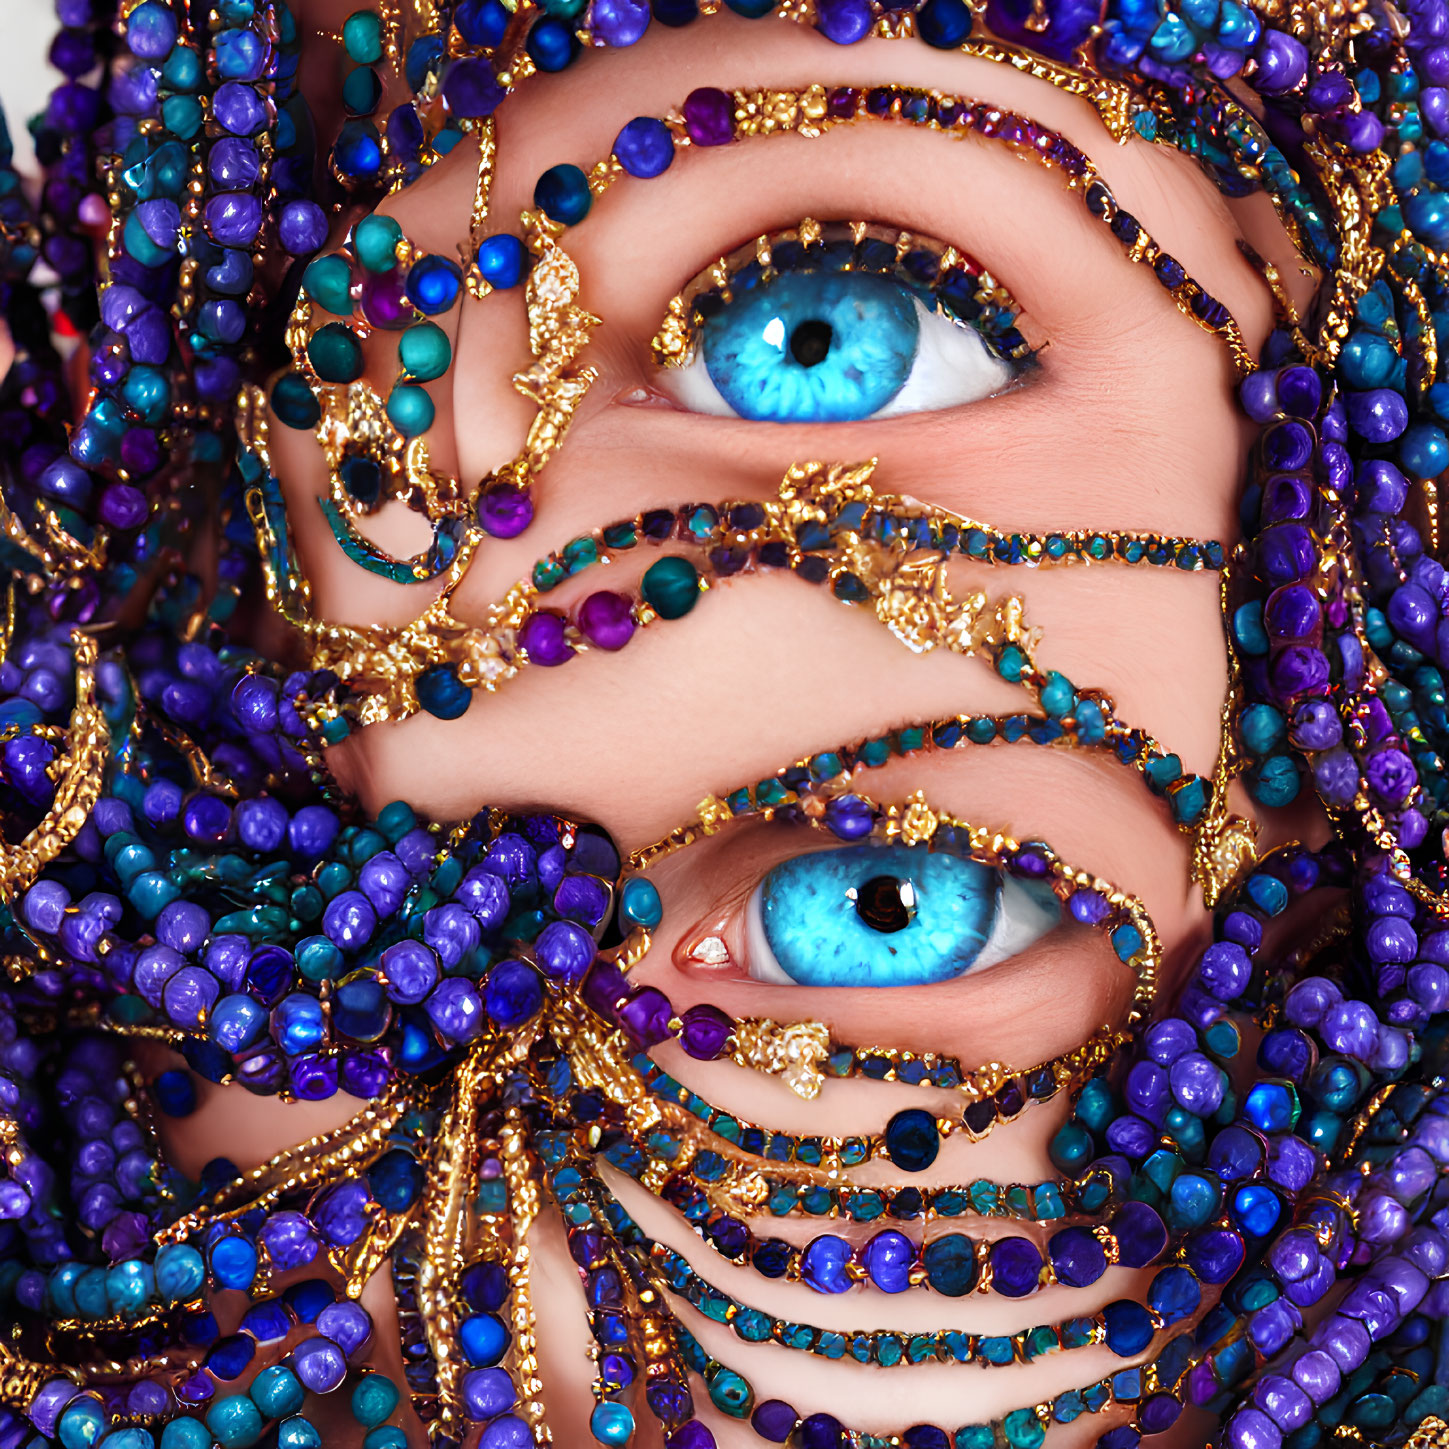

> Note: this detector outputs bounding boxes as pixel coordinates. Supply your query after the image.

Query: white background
[3,0,71,173]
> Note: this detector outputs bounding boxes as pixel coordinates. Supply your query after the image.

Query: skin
[147,15,1332,1446]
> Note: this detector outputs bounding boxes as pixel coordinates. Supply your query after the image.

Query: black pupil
[789,319,833,368]
[856,875,913,934]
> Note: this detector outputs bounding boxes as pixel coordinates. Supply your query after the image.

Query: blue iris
[751,843,1057,988]
[701,272,920,422]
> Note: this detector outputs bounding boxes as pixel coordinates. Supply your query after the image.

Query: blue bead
[416,664,472,719]
[460,1313,510,1366]
[210,1235,259,1291]
[614,116,675,178]
[406,254,462,314]
[153,1068,196,1116]
[59,1400,107,1449]
[1146,1265,1201,1322]
[1102,1300,1155,1357]
[484,959,543,1028]
[526,16,580,70]
[916,0,971,45]
[476,234,528,289]
[884,1108,939,1172]
[534,164,593,226]
[801,1234,853,1293]
[1231,1183,1282,1237]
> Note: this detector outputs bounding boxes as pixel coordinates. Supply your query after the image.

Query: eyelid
[650,218,1035,372]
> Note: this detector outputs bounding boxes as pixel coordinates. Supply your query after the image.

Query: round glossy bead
[355,214,404,273]
[308,324,364,384]
[476,235,528,289]
[534,165,593,225]
[883,1108,939,1172]
[591,1404,636,1445]
[205,1395,264,1449]
[399,322,452,381]
[615,117,675,177]
[641,556,700,618]
[351,1374,399,1428]
[922,1233,977,1295]
[343,9,384,62]
[386,384,435,437]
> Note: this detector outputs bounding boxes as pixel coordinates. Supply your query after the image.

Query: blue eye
[665,271,1018,423]
[745,843,1061,988]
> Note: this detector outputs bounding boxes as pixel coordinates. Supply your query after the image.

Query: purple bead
[292,1337,347,1393]
[1261,422,1313,472]
[801,1235,852,1294]
[316,1299,372,1356]
[1187,1227,1245,1284]
[484,959,543,1028]
[359,851,409,915]
[679,1003,733,1060]
[213,81,267,135]
[988,1236,1043,1296]
[455,867,510,928]
[534,920,595,983]
[682,88,734,146]
[591,0,650,43]
[824,793,874,840]
[278,199,327,255]
[426,978,484,1043]
[163,966,221,1028]
[1254,31,1307,92]
[1228,1408,1282,1449]
[1319,1313,1371,1370]
[554,874,608,927]
[1365,748,1416,805]
[380,940,439,1004]
[1199,940,1252,1001]
[616,985,672,1045]
[442,57,505,118]
[1048,1226,1106,1287]
[1275,365,1321,419]
[1257,524,1315,586]
[1113,1201,1169,1267]
[1356,459,1408,514]
[615,117,674,177]
[1347,388,1409,442]
[1271,645,1330,699]
[463,1367,516,1421]
[863,1230,913,1292]
[477,484,533,538]
[1260,473,1313,523]
[1169,1051,1225,1115]
[578,591,636,650]
[752,1402,798,1444]
[205,192,263,247]
[1265,583,1319,639]
[314,1180,373,1247]
[1312,747,1359,806]
[1289,699,1341,750]
[26,1381,80,1438]
[134,944,184,1008]
[1143,1017,1195,1065]
[259,1211,319,1271]
[1125,1061,1169,1122]
[816,0,873,40]
[515,605,570,666]
[1290,1349,1340,1405]
[1240,371,1280,422]
[323,890,377,950]
[157,899,211,955]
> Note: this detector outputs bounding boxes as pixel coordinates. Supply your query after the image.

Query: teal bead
[48,1262,84,1314]
[342,64,383,116]
[129,869,181,918]
[74,1265,110,1317]
[304,255,354,314]
[1240,703,1285,754]
[1231,601,1269,655]
[277,1419,323,1449]
[354,213,403,272]
[105,1258,155,1314]
[590,1402,636,1444]
[995,644,1026,682]
[620,877,662,929]
[308,323,365,384]
[205,1395,265,1449]
[154,1244,206,1304]
[100,1431,156,1449]
[123,210,172,267]
[350,1374,400,1428]
[249,1366,305,1418]
[1400,422,1449,477]
[121,365,171,426]
[1002,1409,1046,1449]
[1038,671,1075,717]
[640,556,700,619]
[706,1366,753,1416]
[386,383,435,437]
[59,1399,106,1449]
[1049,1122,1094,1173]
[1167,1171,1220,1230]
[399,322,452,381]
[362,1431,408,1449]
[272,372,321,429]
[1076,1078,1116,1131]
[342,9,383,62]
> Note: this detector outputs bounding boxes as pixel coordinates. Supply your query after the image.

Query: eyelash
[650,219,1037,372]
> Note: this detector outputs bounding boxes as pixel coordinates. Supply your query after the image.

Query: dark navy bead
[883,1109,939,1172]
[922,1234,977,1296]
